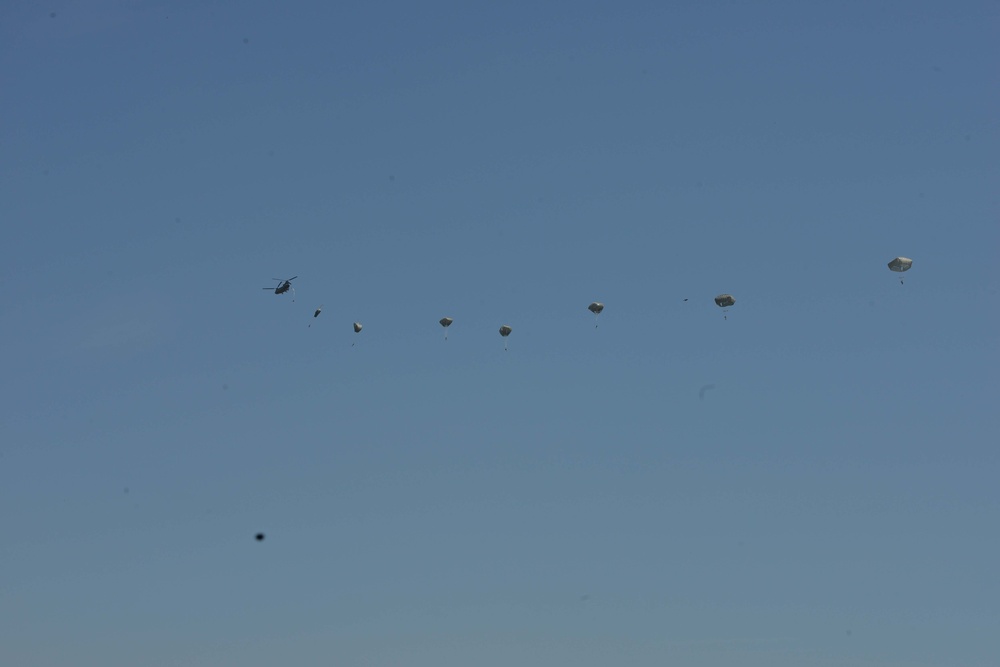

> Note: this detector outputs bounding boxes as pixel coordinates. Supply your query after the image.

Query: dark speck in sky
[243,37,249,44]
[50,12,56,18]
[389,174,395,181]
[699,384,715,400]
[223,384,229,391]
[255,533,265,541]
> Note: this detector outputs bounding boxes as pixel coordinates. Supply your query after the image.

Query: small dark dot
[965,134,972,142]
[243,37,249,44]
[50,12,57,18]
[222,384,229,391]
[389,174,395,181]
[174,217,181,224]
[124,487,129,494]
[255,533,265,541]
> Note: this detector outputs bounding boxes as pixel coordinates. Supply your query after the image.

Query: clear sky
[2,1,997,665]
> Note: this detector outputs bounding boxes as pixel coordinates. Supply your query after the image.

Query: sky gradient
[2,1,998,665]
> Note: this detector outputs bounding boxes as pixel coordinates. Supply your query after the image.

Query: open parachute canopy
[888,257,913,272]
[714,294,736,308]
[588,302,604,314]
[439,316,454,340]
[353,322,363,333]
[499,324,512,350]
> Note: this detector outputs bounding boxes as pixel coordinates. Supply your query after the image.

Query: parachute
[351,321,363,347]
[308,305,323,327]
[714,294,735,320]
[714,294,736,308]
[439,317,453,340]
[888,257,913,284]
[499,324,512,350]
[588,302,604,328]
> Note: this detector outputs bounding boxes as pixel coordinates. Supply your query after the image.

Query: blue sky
[1,1,997,665]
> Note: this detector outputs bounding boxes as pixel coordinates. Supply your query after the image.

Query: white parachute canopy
[439,317,453,339]
[888,257,913,283]
[499,324,512,350]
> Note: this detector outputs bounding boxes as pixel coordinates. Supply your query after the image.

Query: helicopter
[264,276,297,300]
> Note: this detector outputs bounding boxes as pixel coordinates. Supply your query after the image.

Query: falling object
[309,305,323,327]
[499,324,512,350]
[588,302,604,328]
[439,317,453,339]
[887,257,913,284]
[714,294,736,320]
